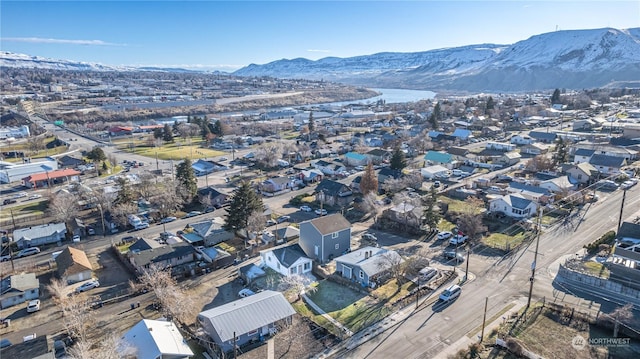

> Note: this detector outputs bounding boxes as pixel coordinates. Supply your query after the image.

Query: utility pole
[416,276,421,310]
[617,189,627,233]
[527,208,543,309]
[480,296,488,342]
[233,332,237,359]
[465,247,470,280]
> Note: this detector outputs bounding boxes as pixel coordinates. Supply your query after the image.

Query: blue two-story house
[299,213,351,263]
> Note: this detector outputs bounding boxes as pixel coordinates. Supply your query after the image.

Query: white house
[489,193,538,219]
[510,135,534,145]
[420,165,450,180]
[260,243,313,277]
[539,176,577,194]
[121,319,193,359]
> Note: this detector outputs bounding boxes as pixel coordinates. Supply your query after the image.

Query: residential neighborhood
[2,69,640,359]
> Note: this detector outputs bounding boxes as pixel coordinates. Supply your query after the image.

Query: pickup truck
[449,235,468,246]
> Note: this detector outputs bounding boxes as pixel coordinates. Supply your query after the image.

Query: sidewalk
[433,297,529,359]
[315,267,470,358]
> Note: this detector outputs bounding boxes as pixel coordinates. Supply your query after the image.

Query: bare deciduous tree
[376,251,406,285]
[48,191,79,226]
[138,265,197,326]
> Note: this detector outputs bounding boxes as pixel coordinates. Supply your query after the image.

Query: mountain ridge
[234,27,640,92]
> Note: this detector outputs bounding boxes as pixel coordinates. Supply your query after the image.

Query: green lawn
[0,201,48,220]
[304,280,389,333]
[439,196,484,214]
[113,137,225,160]
[483,232,528,250]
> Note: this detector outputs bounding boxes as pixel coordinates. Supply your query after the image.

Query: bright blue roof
[424,151,453,163]
[452,128,472,139]
[345,152,367,160]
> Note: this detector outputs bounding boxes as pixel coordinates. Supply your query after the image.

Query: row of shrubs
[584,230,616,254]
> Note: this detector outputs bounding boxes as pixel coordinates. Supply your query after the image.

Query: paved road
[336,185,640,358]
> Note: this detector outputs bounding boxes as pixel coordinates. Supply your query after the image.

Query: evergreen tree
[201,122,212,140]
[153,127,163,139]
[114,177,134,205]
[211,120,223,136]
[86,146,106,163]
[175,158,197,199]
[422,186,441,230]
[163,124,174,142]
[554,137,568,165]
[223,181,264,238]
[359,163,378,195]
[390,147,407,172]
[428,102,442,129]
[485,96,495,113]
[551,89,561,104]
[308,112,315,132]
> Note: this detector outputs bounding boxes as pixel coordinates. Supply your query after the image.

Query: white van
[439,284,462,302]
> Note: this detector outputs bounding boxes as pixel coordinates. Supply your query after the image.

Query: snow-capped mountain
[0,51,134,71]
[234,27,640,92]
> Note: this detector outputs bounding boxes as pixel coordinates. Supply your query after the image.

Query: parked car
[277,215,291,223]
[266,219,277,226]
[433,181,441,188]
[26,299,41,313]
[418,267,438,283]
[16,247,41,258]
[299,205,312,212]
[2,198,16,205]
[238,288,256,298]
[75,279,100,293]
[362,233,377,241]
[437,231,453,240]
[443,250,465,263]
[13,192,27,198]
[87,227,96,235]
[0,254,11,262]
[183,211,202,218]
[449,235,468,245]
[439,284,462,302]
[0,338,11,349]
[160,216,177,224]
[134,222,150,230]
[73,234,81,242]
[27,194,42,200]
[315,208,328,216]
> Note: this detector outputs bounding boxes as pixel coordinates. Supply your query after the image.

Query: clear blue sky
[1,1,639,72]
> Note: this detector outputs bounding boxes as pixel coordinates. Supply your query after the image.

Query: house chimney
[365,251,369,259]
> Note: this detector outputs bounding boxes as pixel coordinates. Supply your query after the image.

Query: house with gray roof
[13,222,67,249]
[259,243,312,277]
[334,246,403,288]
[0,272,39,309]
[528,131,557,143]
[315,179,352,207]
[566,162,598,184]
[573,148,596,163]
[489,193,537,219]
[197,186,229,208]
[299,213,351,263]
[127,242,196,274]
[185,217,234,246]
[589,154,627,175]
[197,290,295,352]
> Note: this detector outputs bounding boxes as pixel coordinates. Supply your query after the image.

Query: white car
[75,279,100,293]
[437,231,453,240]
[449,235,468,245]
[26,299,41,313]
[315,208,327,216]
[27,194,42,200]
[16,247,40,258]
[160,216,177,224]
[238,288,256,298]
[72,234,81,242]
[299,205,312,212]
[13,192,27,199]
[439,284,462,302]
